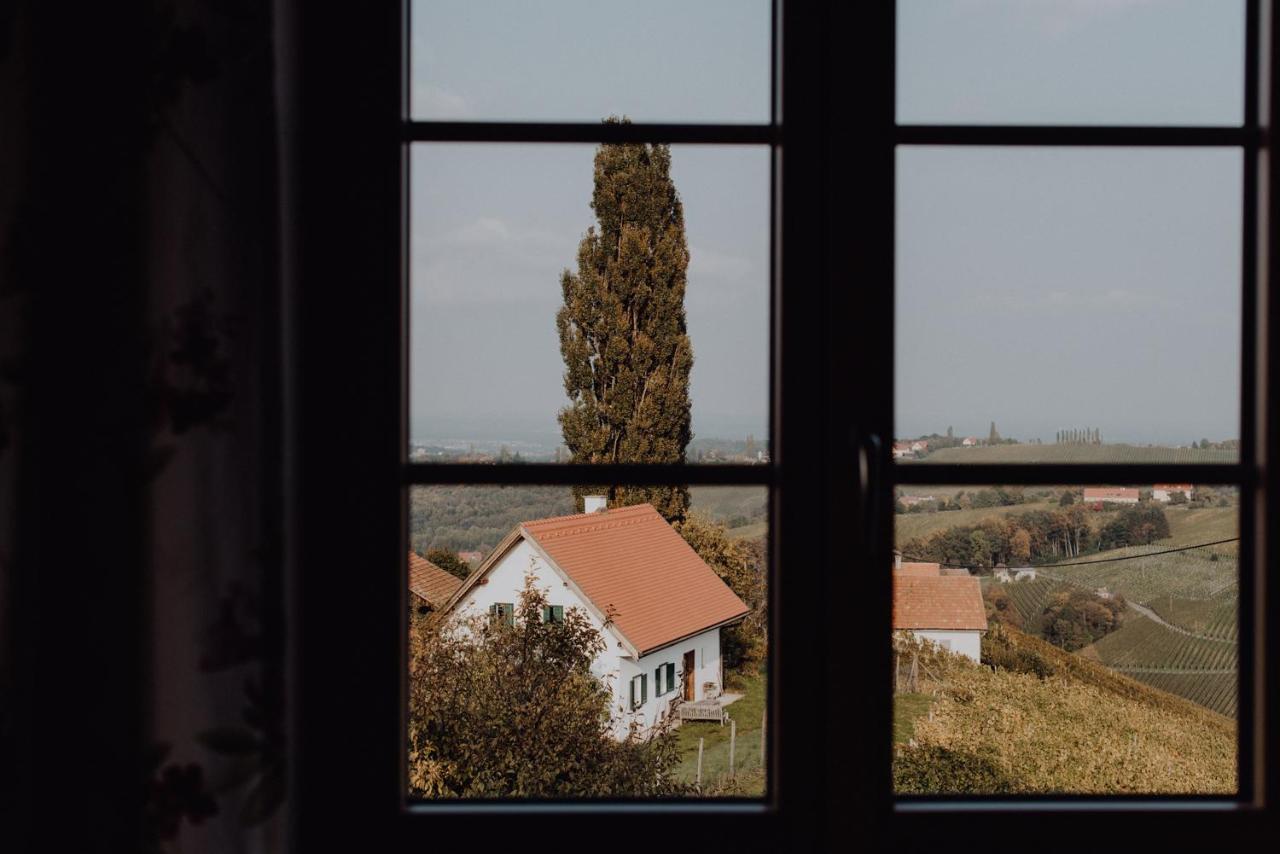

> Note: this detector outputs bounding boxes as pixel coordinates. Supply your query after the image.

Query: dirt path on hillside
[1035,570,1234,644]
[1125,600,1235,644]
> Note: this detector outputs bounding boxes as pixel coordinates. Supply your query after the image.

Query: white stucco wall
[617,627,723,737]
[912,629,982,663]
[449,537,726,739]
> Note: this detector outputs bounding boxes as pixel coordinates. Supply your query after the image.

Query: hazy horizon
[411,1,1245,452]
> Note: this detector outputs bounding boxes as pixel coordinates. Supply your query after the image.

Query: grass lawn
[726,520,767,541]
[895,501,1068,545]
[675,671,767,795]
[894,693,933,745]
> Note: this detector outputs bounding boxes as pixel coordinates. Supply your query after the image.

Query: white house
[1012,566,1036,582]
[961,436,978,446]
[892,562,988,662]
[436,502,749,739]
[892,442,912,459]
[1152,483,1194,503]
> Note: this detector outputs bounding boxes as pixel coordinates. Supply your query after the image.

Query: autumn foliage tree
[424,547,471,580]
[557,121,693,523]
[408,574,688,798]
[676,512,767,673]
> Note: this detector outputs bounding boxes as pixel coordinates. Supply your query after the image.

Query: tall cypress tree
[556,126,693,522]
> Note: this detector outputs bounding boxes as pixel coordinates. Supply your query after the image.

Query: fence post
[760,708,766,771]
[729,719,737,779]
[697,738,704,789]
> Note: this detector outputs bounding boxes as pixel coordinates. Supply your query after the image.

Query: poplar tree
[557,125,693,522]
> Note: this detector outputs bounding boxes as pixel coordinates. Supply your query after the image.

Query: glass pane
[408,484,769,799]
[893,484,1238,795]
[896,148,1241,464]
[410,144,770,470]
[897,0,1245,126]
[411,0,771,123]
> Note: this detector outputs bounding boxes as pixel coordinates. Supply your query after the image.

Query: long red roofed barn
[892,561,987,662]
[436,502,749,737]
[1082,486,1140,505]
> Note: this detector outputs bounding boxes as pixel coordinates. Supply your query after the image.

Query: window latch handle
[857,431,883,551]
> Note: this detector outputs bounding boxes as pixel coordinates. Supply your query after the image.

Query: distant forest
[410,484,769,556]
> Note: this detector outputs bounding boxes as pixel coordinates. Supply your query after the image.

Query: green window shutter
[654,667,662,696]
[504,603,514,627]
[666,662,675,694]
[552,605,563,623]
[542,605,551,623]
[641,673,648,705]
[629,677,637,710]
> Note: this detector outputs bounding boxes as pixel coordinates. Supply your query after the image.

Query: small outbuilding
[892,562,988,662]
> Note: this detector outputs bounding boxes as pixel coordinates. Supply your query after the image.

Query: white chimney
[584,495,608,514]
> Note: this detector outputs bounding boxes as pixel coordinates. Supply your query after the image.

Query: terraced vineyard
[1147,596,1238,641]
[1087,614,1237,717]
[1041,546,1237,604]
[996,577,1071,627]
[1118,671,1238,719]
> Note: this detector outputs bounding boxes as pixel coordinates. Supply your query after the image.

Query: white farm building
[1152,484,1194,503]
[435,503,749,739]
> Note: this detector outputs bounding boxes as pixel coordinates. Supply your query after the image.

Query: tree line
[901,504,1172,569]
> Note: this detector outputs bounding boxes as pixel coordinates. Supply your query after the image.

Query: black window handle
[857,430,883,554]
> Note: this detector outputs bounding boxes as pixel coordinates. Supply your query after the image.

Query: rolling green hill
[1041,547,1236,604]
[909,444,1238,464]
[894,626,1236,794]
[894,500,1069,544]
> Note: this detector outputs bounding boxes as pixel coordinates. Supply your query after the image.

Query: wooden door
[683,650,696,700]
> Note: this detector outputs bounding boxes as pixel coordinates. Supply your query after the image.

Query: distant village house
[1152,484,1194,503]
[961,436,978,446]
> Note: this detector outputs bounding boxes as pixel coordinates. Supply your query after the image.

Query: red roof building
[408,552,463,610]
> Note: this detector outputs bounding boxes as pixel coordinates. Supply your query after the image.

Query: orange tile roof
[1083,487,1140,500]
[522,504,749,656]
[408,552,463,608]
[893,575,988,631]
[894,562,941,577]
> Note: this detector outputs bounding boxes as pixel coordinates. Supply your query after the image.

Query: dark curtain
[2,3,287,851]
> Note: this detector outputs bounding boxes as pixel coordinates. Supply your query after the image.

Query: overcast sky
[411,0,1244,447]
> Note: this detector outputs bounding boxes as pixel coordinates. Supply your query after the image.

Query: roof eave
[635,609,751,659]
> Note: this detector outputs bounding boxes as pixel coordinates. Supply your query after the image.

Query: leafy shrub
[981,623,1055,678]
[1038,589,1126,652]
[408,575,690,798]
[894,745,1016,794]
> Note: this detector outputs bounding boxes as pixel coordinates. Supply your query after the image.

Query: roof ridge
[527,514,649,541]
[521,503,654,529]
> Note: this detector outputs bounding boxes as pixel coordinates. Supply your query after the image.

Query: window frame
[844,0,1280,845]
[286,0,1280,849]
